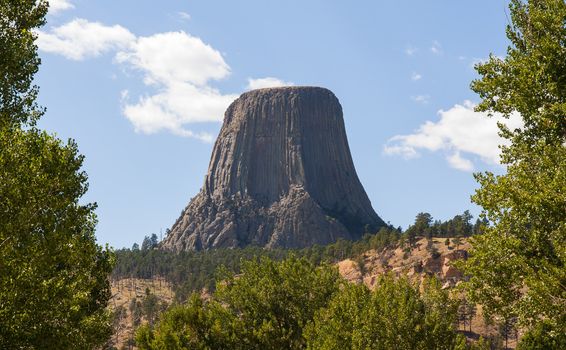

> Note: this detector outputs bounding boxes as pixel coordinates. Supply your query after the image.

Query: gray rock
[162,86,385,252]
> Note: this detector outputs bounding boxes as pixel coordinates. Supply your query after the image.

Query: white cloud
[38,19,293,141]
[246,77,294,90]
[430,40,442,55]
[447,152,474,171]
[411,72,422,81]
[411,95,430,104]
[48,0,74,14]
[38,20,236,141]
[117,31,238,140]
[121,89,216,143]
[116,31,230,87]
[37,19,135,60]
[405,45,418,56]
[178,11,191,21]
[382,143,419,159]
[121,83,236,141]
[383,100,522,171]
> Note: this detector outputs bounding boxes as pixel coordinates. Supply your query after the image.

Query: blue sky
[37,0,517,249]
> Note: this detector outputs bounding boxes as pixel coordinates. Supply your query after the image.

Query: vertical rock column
[162,86,385,252]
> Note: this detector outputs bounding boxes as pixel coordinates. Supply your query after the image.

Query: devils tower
[162,86,385,252]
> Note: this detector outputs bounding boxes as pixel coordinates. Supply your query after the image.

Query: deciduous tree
[0,1,115,348]
[463,0,566,343]
[305,275,465,350]
[136,256,341,350]
[0,0,46,127]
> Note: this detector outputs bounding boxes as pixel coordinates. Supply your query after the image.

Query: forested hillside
[108,212,501,349]
[112,211,481,300]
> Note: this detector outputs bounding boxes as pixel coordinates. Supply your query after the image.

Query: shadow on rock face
[162,86,385,252]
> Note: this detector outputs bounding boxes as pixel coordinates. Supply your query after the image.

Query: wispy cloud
[48,0,74,14]
[411,72,422,81]
[447,152,474,172]
[37,19,135,60]
[405,45,418,56]
[430,40,442,55]
[116,31,230,87]
[411,95,430,104]
[178,11,191,21]
[246,77,294,90]
[116,31,238,140]
[37,19,293,142]
[38,20,239,141]
[383,100,523,171]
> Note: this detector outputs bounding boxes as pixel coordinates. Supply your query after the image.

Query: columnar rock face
[162,86,385,252]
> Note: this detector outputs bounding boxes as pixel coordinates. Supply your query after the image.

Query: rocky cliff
[162,86,385,252]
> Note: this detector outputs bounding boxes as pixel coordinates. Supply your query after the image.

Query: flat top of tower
[223,86,342,124]
[240,86,335,98]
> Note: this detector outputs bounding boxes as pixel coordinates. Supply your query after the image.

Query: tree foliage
[136,256,342,350]
[135,257,481,350]
[0,129,115,348]
[0,1,115,348]
[516,320,566,350]
[404,210,482,241]
[304,275,465,350]
[136,294,231,350]
[463,0,566,343]
[0,0,47,127]
[216,256,341,349]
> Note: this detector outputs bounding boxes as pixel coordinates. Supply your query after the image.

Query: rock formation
[162,86,385,252]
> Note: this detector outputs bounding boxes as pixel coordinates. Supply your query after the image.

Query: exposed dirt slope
[108,278,173,349]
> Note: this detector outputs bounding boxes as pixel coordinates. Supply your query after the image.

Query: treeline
[113,244,289,300]
[113,211,482,300]
[405,210,486,239]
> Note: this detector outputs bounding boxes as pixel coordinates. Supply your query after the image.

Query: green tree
[136,294,232,350]
[463,0,566,342]
[305,275,464,350]
[0,0,46,127]
[517,320,566,350]
[0,129,115,348]
[215,256,341,349]
[136,256,342,350]
[452,211,473,237]
[142,288,159,327]
[304,283,371,350]
[452,236,462,250]
[0,1,115,348]
[406,212,433,242]
[141,234,158,251]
